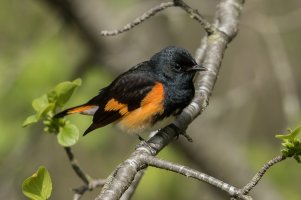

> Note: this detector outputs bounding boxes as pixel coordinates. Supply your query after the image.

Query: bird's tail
[53,104,98,118]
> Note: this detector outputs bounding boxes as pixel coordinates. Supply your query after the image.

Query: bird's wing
[84,63,165,135]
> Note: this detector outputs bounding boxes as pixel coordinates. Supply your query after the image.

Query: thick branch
[119,171,145,200]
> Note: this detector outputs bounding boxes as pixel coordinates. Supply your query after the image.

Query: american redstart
[54,46,206,136]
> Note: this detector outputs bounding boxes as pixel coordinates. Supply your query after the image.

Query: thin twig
[174,0,215,34]
[241,155,287,195]
[100,0,215,36]
[64,147,107,199]
[100,2,175,36]
[64,147,92,184]
[73,179,107,200]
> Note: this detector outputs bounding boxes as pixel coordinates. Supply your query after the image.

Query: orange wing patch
[104,98,128,115]
[118,83,165,134]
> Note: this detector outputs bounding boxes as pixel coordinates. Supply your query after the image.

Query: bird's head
[150,46,206,82]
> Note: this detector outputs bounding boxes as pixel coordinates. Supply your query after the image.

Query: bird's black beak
[187,64,207,72]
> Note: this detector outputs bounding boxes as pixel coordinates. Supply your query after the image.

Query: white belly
[116,115,176,135]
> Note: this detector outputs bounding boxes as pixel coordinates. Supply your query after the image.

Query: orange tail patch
[67,105,98,115]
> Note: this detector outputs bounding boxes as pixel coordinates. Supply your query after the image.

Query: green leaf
[276,126,301,140]
[46,90,57,103]
[289,126,301,138]
[32,95,49,113]
[275,134,289,140]
[22,166,52,200]
[32,95,50,119]
[23,115,38,127]
[41,103,56,116]
[276,125,301,162]
[54,78,81,107]
[72,78,82,86]
[57,123,79,146]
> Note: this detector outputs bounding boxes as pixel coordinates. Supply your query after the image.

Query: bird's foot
[169,124,193,142]
[136,135,157,154]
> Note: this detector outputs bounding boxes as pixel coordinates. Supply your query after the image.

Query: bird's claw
[170,124,193,142]
[136,135,157,154]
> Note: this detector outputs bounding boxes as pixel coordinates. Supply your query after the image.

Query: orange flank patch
[141,83,164,107]
[118,83,165,134]
[68,105,96,114]
[104,99,128,115]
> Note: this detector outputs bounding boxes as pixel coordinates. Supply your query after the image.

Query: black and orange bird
[54,46,206,136]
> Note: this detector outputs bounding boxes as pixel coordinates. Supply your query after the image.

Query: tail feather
[53,109,70,118]
[53,104,98,118]
[83,123,99,136]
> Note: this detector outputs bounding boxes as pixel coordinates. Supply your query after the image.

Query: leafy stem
[23,78,82,146]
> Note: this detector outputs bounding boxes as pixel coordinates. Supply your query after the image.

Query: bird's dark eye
[174,63,182,72]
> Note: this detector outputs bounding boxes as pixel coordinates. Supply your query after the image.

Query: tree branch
[100,0,215,36]
[240,155,287,195]
[64,147,92,185]
[73,179,107,200]
[64,147,106,199]
[143,155,251,200]
[119,171,145,200]
[101,2,175,36]
[174,0,215,34]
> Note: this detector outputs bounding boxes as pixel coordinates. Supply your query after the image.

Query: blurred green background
[1,0,301,199]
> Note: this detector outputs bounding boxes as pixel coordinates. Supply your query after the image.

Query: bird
[54,46,206,137]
